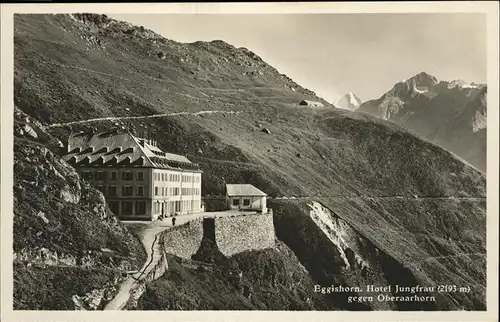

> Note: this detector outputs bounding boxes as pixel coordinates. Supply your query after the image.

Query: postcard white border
[1,2,498,322]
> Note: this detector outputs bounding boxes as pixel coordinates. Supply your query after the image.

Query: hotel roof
[62,130,200,171]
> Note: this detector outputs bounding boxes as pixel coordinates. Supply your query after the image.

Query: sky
[111,13,486,103]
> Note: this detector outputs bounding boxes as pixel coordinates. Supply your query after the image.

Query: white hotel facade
[62,130,203,220]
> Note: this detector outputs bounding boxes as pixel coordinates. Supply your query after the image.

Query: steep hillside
[14,14,487,310]
[358,72,487,171]
[271,199,485,310]
[13,106,147,310]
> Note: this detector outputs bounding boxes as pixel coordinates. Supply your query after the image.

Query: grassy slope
[13,14,487,309]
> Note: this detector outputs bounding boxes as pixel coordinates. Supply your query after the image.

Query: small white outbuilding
[226,184,267,213]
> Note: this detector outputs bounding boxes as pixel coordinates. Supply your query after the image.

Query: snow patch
[472,110,486,132]
[414,86,428,94]
[447,80,479,89]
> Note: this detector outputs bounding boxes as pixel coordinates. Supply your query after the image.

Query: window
[122,201,133,215]
[233,199,240,206]
[123,185,133,196]
[243,199,251,206]
[161,173,164,181]
[108,201,119,215]
[122,171,133,181]
[137,172,144,181]
[135,201,146,215]
[155,187,159,196]
[137,186,144,196]
[111,171,118,181]
[109,186,117,197]
[97,185,105,194]
[96,171,106,181]
[82,171,92,181]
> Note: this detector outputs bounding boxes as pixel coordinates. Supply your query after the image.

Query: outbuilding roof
[226,184,267,197]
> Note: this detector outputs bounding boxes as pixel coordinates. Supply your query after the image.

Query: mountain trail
[420,252,485,263]
[273,196,485,200]
[47,110,242,128]
[103,222,170,310]
[104,214,214,310]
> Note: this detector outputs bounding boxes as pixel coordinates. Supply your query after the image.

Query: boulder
[261,128,271,134]
[36,211,50,224]
[60,184,80,204]
[23,124,38,139]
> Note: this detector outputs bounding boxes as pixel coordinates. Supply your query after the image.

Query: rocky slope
[137,242,344,310]
[357,72,487,171]
[334,92,362,111]
[13,14,487,310]
[13,107,147,310]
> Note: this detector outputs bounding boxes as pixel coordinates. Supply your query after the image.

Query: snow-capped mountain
[334,92,363,110]
[357,72,487,171]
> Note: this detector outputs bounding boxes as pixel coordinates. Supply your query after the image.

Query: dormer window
[68,147,81,154]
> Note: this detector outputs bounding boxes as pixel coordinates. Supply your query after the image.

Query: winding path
[104,222,171,310]
[104,211,243,310]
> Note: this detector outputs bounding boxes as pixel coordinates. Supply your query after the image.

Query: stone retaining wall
[215,212,275,257]
[161,218,204,259]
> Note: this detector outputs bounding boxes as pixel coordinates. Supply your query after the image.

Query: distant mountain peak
[358,72,487,170]
[335,92,362,111]
[406,71,439,88]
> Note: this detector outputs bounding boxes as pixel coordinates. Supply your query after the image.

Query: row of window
[98,184,201,197]
[154,187,200,196]
[108,201,146,215]
[154,172,200,183]
[233,198,252,207]
[181,188,199,195]
[97,185,144,197]
[107,199,201,216]
[82,170,144,182]
[182,175,199,183]
[153,200,200,214]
